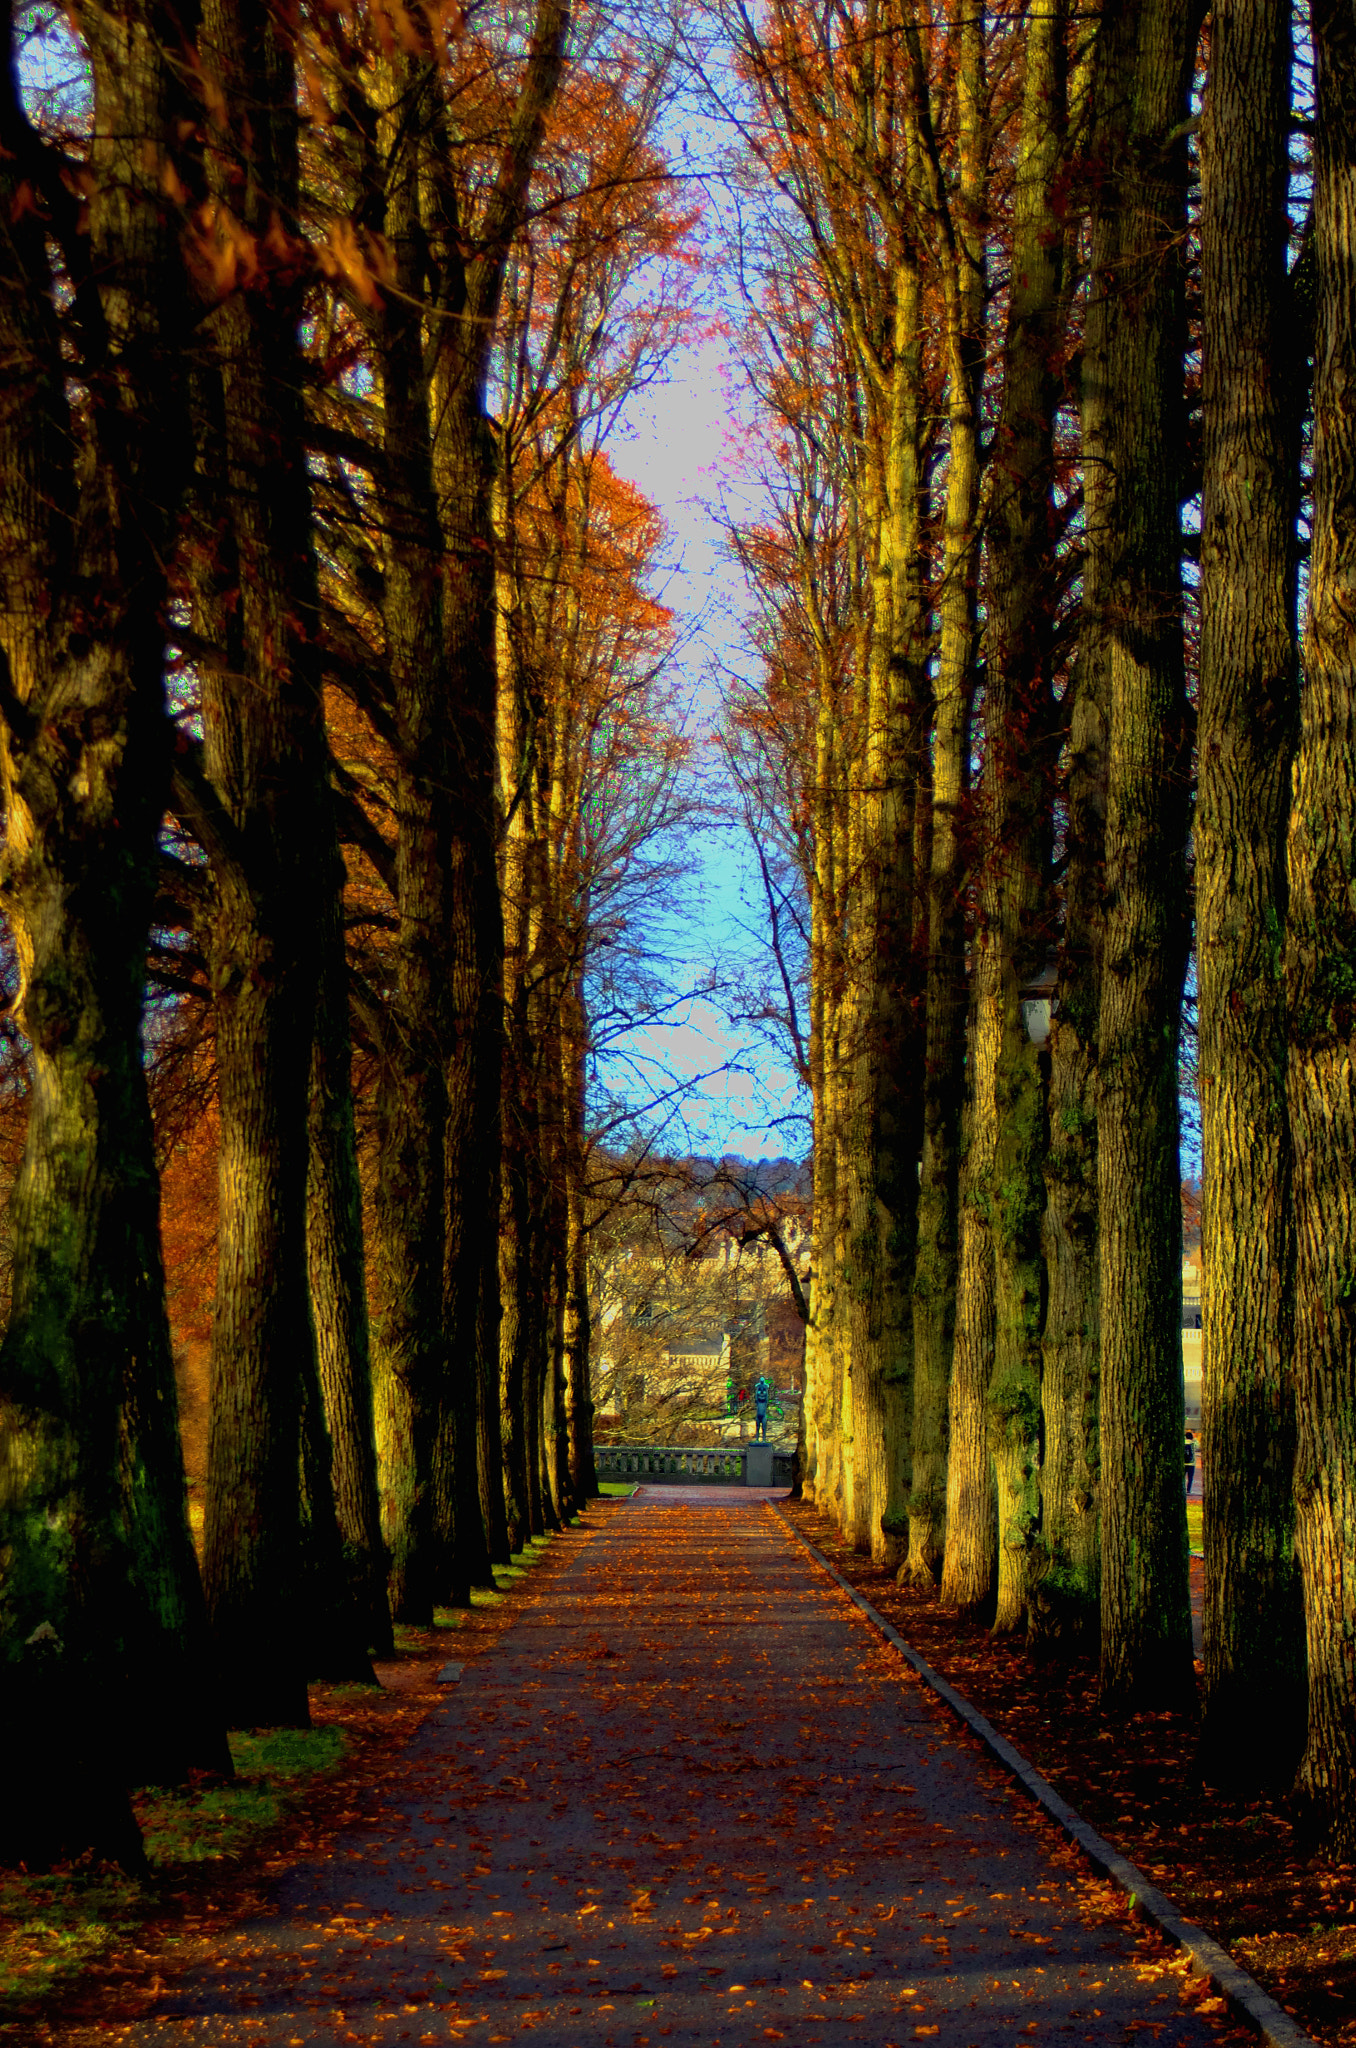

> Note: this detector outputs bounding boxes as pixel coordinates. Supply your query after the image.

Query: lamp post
[1020,957,1060,1046]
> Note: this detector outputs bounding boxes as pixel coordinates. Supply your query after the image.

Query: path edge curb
[771,1503,1318,2048]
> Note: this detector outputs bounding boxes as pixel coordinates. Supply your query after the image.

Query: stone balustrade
[593,1444,795,1487]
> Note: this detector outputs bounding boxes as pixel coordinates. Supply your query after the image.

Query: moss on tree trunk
[1090,0,1199,1712]
[1286,0,1356,1860]
[1197,0,1306,1789]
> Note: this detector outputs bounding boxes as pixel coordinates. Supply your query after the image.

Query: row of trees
[0,0,698,1860]
[713,0,1356,1854]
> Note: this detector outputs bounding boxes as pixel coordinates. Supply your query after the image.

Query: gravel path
[110,1495,1240,2046]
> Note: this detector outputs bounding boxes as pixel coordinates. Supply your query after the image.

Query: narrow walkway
[114,1497,1237,2045]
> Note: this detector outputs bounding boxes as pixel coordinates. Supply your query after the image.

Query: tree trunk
[427,0,569,1591]
[498,1132,531,1554]
[297,1322,376,1682]
[1091,0,1199,1711]
[1196,0,1305,1788]
[819,786,855,1527]
[846,258,926,1564]
[1286,0,1356,1860]
[0,0,228,1850]
[903,4,984,1591]
[803,652,843,1510]
[1035,41,1111,1644]
[940,930,1001,1616]
[366,50,452,1625]
[562,1012,597,1502]
[477,1238,512,1567]
[1037,670,1106,1640]
[308,821,393,1657]
[981,0,1067,1637]
[542,1106,572,1520]
[195,0,362,1726]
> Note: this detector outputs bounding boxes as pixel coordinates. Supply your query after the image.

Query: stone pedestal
[744,1443,774,1487]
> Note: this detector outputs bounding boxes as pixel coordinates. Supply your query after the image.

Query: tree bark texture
[981,0,1065,1637]
[1287,0,1356,1860]
[1036,65,1112,1643]
[904,0,985,1591]
[1197,0,1305,1789]
[803,656,843,1509]
[366,50,454,1624]
[195,0,337,1726]
[308,819,393,1656]
[296,1319,376,1682]
[845,259,926,1564]
[940,933,1001,1616]
[1091,0,1199,1711]
[1037,660,1106,1643]
[0,0,228,1856]
[496,640,534,1553]
[436,375,503,1599]
[562,1009,597,1503]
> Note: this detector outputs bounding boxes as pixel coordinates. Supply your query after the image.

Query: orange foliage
[158,1082,219,1354]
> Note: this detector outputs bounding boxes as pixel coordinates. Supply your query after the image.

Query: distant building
[661,1333,730,1377]
[1182,1257,1202,1425]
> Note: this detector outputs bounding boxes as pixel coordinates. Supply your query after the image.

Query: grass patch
[0,1866,140,2015]
[1186,1497,1203,1552]
[139,1726,346,1867]
[0,1723,349,2024]
[597,1481,637,1497]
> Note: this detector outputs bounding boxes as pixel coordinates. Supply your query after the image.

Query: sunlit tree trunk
[193,0,378,1723]
[1036,13,1108,1650]
[939,933,1001,1615]
[366,50,451,1625]
[804,601,844,1509]
[477,1241,512,1567]
[905,1,985,1589]
[846,257,926,1563]
[821,763,856,1527]
[982,0,1066,1637]
[1287,0,1356,1860]
[1197,0,1305,1787]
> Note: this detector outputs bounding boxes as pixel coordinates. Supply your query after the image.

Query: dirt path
[98,1495,1245,2046]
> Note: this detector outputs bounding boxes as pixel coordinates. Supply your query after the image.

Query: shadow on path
[103,1495,1246,2046]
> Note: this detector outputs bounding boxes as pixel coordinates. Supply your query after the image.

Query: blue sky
[602,325,810,1162]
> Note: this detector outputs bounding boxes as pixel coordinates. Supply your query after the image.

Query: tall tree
[430,0,570,1596]
[190,0,369,1723]
[1287,0,1356,1860]
[349,0,568,1613]
[720,0,940,1561]
[361,42,457,1622]
[307,849,393,1657]
[1197,0,1305,1788]
[1090,0,1200,1708]
[903,0,986,1592]
[980,0,1067,1636]
[1037,7,1108,1648]
[939,933,1001,1617]
[0,0,229,1859]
